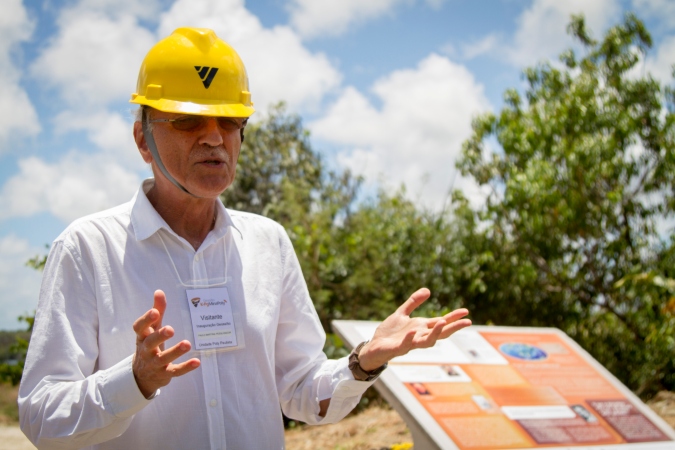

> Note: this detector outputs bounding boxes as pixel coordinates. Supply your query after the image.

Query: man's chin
[183,179,233,199]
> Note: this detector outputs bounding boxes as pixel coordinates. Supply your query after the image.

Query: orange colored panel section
[426,382,482,397]
[427,401,480,415]
[441,415,533,449]
[486,386,567,406]
[513,364,621,398]
[463,364,528,387]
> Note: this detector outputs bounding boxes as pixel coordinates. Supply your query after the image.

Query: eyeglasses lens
[170,116,242,132]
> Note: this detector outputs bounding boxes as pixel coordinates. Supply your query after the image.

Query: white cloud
[450,0,622,69]
[643,35,675,84]
[65,0,163,21]
[287,0,408,39]
[5,1,156,226]
[29,11,155,109]
[287,0,447,39]
[0,110,148,225]
[508,0,621,67]
[0,234,43,330]
[0,0,32,56]
[0,152,143,224]
[54,110,146,171]
[311,54,490,209]
[632,0,675,29]
[6,7,150,221]
[462,34,499,60]
[157,0,342,113]
[0,0,40,147]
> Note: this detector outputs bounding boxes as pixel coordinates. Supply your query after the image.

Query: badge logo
[191,297,201,308]
[194,66,219,89]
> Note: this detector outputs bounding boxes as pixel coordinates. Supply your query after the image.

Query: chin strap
[142,110,200,198]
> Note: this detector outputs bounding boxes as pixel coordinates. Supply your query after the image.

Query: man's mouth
[202,159,224,166]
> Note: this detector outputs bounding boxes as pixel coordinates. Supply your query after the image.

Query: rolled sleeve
[100,355,155,418]
[316,356,376,424]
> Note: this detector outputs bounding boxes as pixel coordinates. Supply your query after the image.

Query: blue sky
[1,0,674,330]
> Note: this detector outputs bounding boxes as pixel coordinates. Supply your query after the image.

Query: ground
[1,388,674,449]
[648,390,675,429]
[284,405,412,450]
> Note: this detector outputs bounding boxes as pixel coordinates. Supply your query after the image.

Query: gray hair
[134,105,153,133]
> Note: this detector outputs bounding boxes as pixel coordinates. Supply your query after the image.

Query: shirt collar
[131,178,240,244]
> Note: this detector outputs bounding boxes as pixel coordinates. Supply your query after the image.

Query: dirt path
[0,426,35,449]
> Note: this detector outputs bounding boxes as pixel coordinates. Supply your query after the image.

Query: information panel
[332,322,675,450]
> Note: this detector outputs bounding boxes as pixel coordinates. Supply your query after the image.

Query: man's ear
[134,121,153,164]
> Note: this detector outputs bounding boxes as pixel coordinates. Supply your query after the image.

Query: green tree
[222,103,326,222]
[0,248,45,386]
[297,189,467,329]
[0,315,34,386]
[226,104,467,331]
[456,14,675,397]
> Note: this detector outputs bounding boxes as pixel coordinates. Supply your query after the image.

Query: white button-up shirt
[19,179,373,450]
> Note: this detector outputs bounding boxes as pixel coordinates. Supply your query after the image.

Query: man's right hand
[132,290,200,398]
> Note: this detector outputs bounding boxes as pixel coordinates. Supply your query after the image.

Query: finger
[438,318,472,339]
[150,291,168,350]
[156,340,192,365]
[401,329,416,351]
[166,358,201,378]
[140,326,175,355]
[442,308,470,323]
[416,319,446,347]
[397,288,431,316]
[424,308,470,328]
[153,290,167,328]
[133,308,160,337]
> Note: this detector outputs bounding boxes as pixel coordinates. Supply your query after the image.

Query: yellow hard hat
[130,27,254,118]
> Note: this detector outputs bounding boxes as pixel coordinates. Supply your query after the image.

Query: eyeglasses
[148,115,247,133]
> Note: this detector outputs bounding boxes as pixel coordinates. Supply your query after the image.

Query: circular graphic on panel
[499,342,548,361]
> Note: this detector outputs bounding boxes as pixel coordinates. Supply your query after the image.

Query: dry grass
[285,405,412,450]
[0,384,19,425]
[648,390,675,429]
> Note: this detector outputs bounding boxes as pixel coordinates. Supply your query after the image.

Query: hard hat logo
[195,66,219,89]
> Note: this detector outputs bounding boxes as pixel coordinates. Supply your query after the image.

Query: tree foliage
[456,14,675,397]
[224,105,466,333]
[0,315,34,386]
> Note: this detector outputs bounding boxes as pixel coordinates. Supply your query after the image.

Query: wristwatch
[348,341,388,382]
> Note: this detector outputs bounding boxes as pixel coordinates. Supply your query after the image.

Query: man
[19,28,471,449]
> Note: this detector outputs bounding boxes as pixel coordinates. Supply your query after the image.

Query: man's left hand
[357,288,471,372]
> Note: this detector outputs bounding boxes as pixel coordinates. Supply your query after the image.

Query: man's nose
[199,117,224,147]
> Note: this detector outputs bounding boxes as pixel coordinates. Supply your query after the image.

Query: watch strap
[348,341,387,382]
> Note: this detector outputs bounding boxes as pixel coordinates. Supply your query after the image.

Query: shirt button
[209,399,217,407]
[195,253,201,261]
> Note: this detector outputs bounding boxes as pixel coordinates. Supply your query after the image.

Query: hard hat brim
[130,95,255,118]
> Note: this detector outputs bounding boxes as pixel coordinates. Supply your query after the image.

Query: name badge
[185,287,238,350]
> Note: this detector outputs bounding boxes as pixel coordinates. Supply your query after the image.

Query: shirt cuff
[99,355,155,419]
[318,356,378,424]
